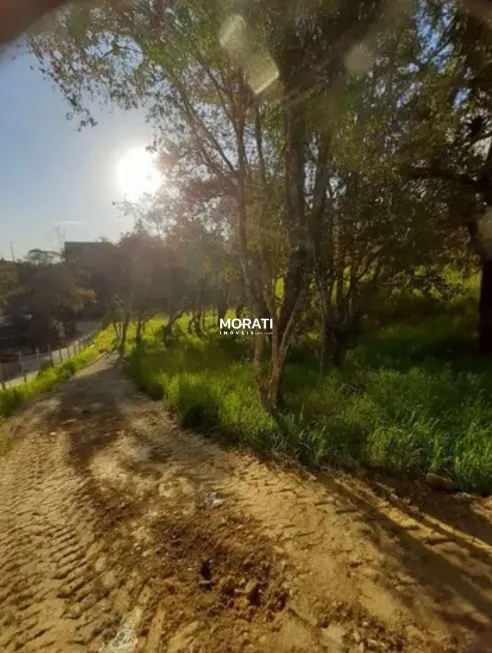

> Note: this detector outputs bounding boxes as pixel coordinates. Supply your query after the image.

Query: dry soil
[1,355,491,653]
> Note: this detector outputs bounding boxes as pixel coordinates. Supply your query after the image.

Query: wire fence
[0,330,98,390]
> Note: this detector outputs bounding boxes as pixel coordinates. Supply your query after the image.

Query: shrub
[38,360,54,374]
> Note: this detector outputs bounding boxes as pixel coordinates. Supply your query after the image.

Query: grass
[0,329,110,453]
[123,303,492,495]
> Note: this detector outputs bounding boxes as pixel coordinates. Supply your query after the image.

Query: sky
[0,45,154,259]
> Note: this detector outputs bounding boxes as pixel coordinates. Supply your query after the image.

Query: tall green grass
[123,310,492,495]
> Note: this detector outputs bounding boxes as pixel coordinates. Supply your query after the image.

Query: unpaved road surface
[1,356,491,653]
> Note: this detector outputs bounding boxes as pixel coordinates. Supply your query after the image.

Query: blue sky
[0,46,153,259]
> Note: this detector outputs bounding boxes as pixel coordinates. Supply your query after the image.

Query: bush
[38,360,54,374]
[0,387,24,417]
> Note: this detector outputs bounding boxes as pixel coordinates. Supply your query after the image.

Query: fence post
[59,347,63,363]
[35,347,40,364]
[18,351,27,383]
[48,344,53,366]
[0,360,5,390]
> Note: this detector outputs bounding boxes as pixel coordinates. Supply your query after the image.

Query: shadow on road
[43,357,492,652]
[317,472,492,646]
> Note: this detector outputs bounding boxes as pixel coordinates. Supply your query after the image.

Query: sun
[116,147,162,201]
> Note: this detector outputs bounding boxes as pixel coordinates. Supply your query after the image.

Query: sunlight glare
[116,147,162,202]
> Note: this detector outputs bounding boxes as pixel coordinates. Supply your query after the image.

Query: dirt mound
[124,506,290,653]
[146,510,289,619]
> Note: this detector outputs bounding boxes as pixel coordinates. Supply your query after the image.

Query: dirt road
[0,356,491,653]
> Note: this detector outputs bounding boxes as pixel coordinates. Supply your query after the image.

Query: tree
[0,260,18,311]
[30,0,391,405]
[2,250,94,350]
[30,0,492,398]
[394,0,492,353]
[100,228,193,352]
[303,2,474,369]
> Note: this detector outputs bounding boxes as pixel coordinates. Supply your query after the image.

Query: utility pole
[9,241,15,262]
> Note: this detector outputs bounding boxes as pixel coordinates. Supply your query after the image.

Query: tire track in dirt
[0,358,293,653]
[0,356,491,653]
[0,403,124,653]
[118,398,492,652]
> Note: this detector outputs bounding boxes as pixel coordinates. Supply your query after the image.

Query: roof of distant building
[64,241,111,250]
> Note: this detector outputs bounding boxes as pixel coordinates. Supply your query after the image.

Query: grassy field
[122,305,492,495]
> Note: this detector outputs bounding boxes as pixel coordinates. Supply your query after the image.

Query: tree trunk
[135,317,144,345]
[191,310,203,336]
[254,332,265,397]
[331,327,346,368]
[217,298,227,325]
[259,37,308,410]
[217,304,226,325]
[320,314,334,376]
[467,216,492,355]
[119,315,130,356]
[164,309,185,341]
[318,282,334,376]
[112,319,121,343]
[335,256,345,321]
[267,354,284,409]
[479,258,492,355]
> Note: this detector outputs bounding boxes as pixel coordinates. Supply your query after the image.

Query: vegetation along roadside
[119,292,492,497]
[0,331,110,454]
